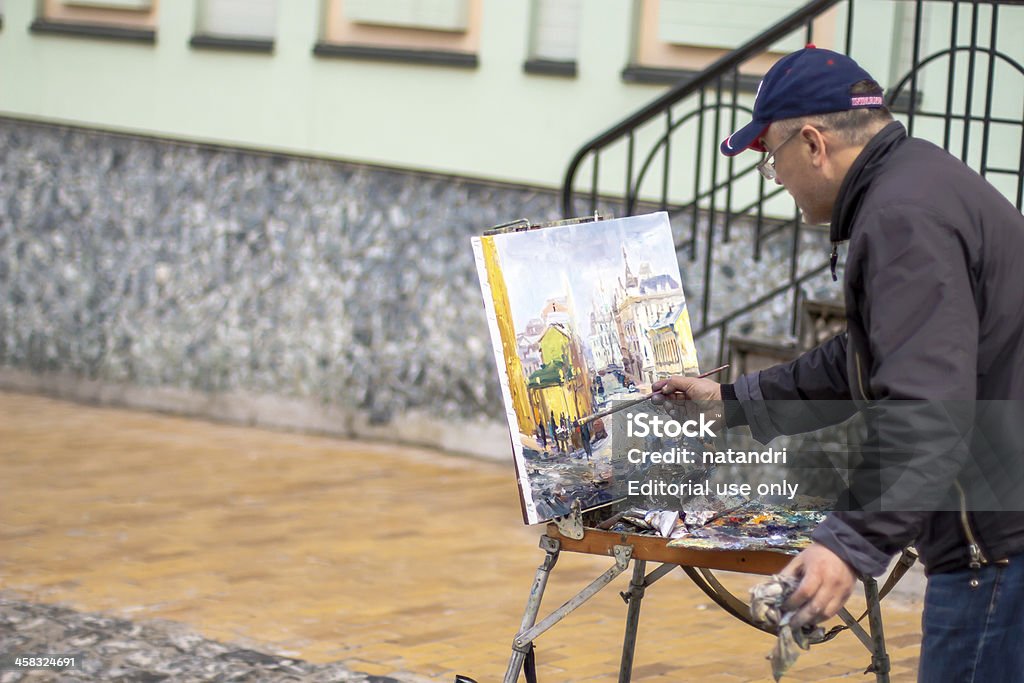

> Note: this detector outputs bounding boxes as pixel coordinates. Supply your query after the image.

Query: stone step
[724,297,845,381]
[800,298,847,349]
[726,335,801,381]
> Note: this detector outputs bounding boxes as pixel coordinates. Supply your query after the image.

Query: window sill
[621,64,760,92]
[29,19,155,44]
[190,34,274,54]
[523,59,577,78]
[313,42,478,68]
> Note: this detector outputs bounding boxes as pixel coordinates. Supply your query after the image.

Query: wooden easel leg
[863,577,890,683]
[617,559,647,683]
[504,535,560,683]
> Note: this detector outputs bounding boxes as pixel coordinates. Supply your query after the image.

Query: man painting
[654,46,1024,682]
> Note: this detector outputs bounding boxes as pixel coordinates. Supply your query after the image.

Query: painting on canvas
[472,212,700,524]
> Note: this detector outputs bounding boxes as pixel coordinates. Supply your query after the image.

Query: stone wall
[0,117,838,458]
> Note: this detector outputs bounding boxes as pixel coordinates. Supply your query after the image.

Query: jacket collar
[830,120,908,244]
[826,121,907,280]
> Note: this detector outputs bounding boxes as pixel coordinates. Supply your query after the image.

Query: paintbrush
[576,364,730,427]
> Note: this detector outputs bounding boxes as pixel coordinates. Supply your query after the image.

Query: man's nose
[774,177,783,187]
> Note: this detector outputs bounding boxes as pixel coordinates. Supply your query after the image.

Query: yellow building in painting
[480,236,535,435]
[526,324,593,428]
[647,304,700,378]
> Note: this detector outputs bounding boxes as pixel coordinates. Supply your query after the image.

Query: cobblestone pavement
[0,598,401,682]
[0,391,923,682]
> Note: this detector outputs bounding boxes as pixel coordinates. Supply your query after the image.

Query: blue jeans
[918,554,1024,682]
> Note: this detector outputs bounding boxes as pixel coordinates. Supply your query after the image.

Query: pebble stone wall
[0,118,837,458]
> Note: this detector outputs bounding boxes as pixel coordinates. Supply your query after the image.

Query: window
[64,0,151,8]
[626,0,838,87]
[525,0,582,76]
[657,0,802,52]
[191,0,277,51]
[314,0,481,69]
[32,0,159,43]
[344,0,469,33]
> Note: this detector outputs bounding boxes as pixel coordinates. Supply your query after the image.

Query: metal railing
[562,0,1024,367]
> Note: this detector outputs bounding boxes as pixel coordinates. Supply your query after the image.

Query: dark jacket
[723,121,1024,576]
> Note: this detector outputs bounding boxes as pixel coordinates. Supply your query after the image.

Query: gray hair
[774,80,894,147]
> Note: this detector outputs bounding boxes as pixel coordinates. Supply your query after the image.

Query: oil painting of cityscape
[473,212,700,524]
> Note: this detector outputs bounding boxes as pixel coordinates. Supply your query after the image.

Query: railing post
[942,1,960,151]
[960,2,980,161]
[660,110,672,213]
[691,89,706,262]
[979,3,999,179]
[907,0,923,133]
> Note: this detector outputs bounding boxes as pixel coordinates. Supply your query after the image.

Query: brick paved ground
[0,392,922,681]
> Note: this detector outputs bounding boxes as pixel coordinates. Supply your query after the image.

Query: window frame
[313,0,481,69]
[189,0,278,54]
[623,0,839,88]
[31,0,159,43]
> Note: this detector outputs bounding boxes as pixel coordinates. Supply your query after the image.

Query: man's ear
[802,125,827,167]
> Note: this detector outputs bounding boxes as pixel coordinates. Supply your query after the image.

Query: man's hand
[651,376,722,402]
[780,543,857,629]
[650,376,723,426]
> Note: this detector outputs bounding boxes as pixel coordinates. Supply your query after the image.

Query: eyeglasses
[756,128,803,181]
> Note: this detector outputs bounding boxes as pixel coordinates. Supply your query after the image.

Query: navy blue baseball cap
[720,46,884,156]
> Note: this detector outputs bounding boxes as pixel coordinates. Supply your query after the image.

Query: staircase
[562,0,1024,370]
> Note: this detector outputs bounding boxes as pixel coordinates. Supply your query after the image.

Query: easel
[501,523,916,683]
[472,213,915,681]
